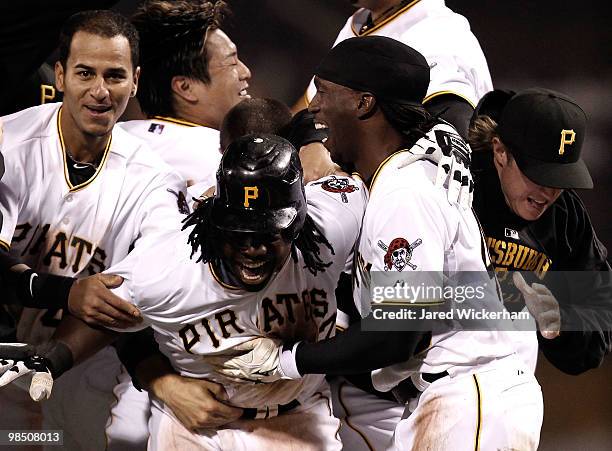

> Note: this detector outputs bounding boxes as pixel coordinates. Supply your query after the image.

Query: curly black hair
[182,198,335,277]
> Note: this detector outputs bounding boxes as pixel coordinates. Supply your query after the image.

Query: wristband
[37,341,74,379]
[279,342,302,379]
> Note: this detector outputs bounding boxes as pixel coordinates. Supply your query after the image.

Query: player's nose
[238,59,251,81]
[239,239,268,257]
[89,76,110,100]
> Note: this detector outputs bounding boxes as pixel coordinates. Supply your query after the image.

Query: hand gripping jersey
[352,123,516,391]
[107,175,367,408]
[0,103,186,341]
[120,116,221,189]
[306,0,492,108]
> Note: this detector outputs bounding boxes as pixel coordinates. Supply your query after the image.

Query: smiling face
[308,76,361,171]
[220,230,292,291]
[55,31,138,139]
[493,138,563,221]
[195,29,251,129]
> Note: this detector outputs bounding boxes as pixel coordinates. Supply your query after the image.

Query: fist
[513,272,561,339]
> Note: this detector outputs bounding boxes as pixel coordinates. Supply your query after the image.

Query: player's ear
[356,93,377,119]
[54,61,65,93]
[492,137,509,168]
[130,66,140,98]
[171,75,198,103]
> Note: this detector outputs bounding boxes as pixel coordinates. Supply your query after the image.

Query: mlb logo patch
[148,123,165,134]
[504,228,519,240]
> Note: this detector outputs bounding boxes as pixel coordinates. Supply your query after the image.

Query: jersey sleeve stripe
[350,0,422,36]
[0,239,10,251]
[423,90,477,109]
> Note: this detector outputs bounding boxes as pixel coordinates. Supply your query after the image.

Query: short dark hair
[58,10,139,69]
[131,0,230,117]
[220,98,292,151]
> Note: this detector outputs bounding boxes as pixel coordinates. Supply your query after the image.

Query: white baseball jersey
[0,102,188,449]
[0,103,187,340]
[306,0,492,107]
[119,116,221,189]
[107,175,367,409]
[352,123,516,392]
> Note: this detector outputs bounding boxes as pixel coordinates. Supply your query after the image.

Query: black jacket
[473,151,612,374]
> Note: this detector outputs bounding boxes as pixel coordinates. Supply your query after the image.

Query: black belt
[241,399,300,420]
[391,371,449,404]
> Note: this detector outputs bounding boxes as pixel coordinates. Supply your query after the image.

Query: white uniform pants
[105,367,150,450]
[389,357,543,451]
[148,386,342,451]
[330,376,403,450]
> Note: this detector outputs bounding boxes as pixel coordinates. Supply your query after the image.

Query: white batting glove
[513,272,561,339]
[210,338,302,383]
[434,153,473,209]
[0,343,54,401]
[399,130,473,209]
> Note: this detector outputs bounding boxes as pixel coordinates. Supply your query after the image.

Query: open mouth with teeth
[239,88,250,98]
[527,196,547,211]
[237,259,273,284]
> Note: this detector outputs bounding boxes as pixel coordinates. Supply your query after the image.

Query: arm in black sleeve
[537,192,612,374]
[114,328,175,391]
[423,94,474,140]
[295,317,424,376]
[0,247,75,308]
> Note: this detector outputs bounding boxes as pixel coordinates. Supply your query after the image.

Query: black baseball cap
[497,88,592,189]
[314,36,430,105]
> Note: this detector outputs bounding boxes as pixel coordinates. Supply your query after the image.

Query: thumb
[541,330,559,340]
[512,272,536,297]
[206,380,229,401]
[99,274,124,288]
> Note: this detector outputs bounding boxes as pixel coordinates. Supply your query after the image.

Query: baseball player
[295,5,493,444]
[216,37,543,450]
[104,3,251,447]
[2,134,368,450]
[296,0,493,139]
[0,10,187,450]
[469,88,612,373]
[107,98,293,450]
[120,0,252,192]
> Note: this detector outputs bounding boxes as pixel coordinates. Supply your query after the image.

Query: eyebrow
[74,63,128,75]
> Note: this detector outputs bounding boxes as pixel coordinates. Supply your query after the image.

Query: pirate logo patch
[378,237,422,271]
[167,188,190,215]
[313,176,359,203]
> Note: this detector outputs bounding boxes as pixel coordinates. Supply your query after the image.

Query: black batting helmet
[211,134,307,238]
